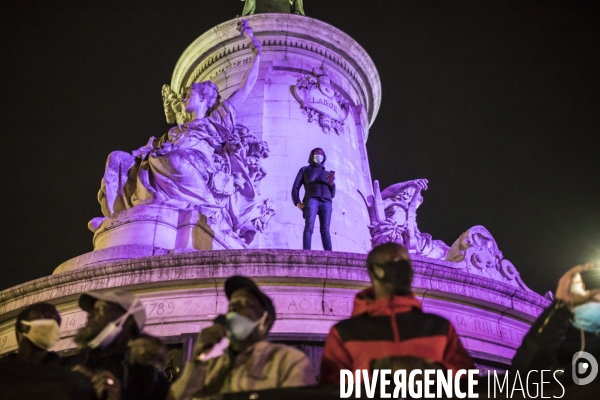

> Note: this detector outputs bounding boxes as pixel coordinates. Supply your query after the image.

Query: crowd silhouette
[1,244,599,399]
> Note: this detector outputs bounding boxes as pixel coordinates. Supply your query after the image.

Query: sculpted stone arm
[228,21,262,110]
[380,179,428,201]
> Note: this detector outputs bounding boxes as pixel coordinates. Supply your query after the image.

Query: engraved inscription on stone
[0,331,18,353]
[451,314,525,345]
[275,297,351,316]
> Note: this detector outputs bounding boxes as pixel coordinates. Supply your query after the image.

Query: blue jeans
[303,198,332,250]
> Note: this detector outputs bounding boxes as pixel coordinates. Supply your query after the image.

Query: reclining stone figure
[90,21,274,245]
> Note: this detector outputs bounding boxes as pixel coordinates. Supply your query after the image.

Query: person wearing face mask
[8,302,62,364]
[70,289,170,400]
[170,276,315,400]
[320,243,475,385]
[512,263,600,380]
[0,303,97,400]
[291,148,336,251]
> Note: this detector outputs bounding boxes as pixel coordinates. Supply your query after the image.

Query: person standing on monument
[291,148,336,251]
[320,242,475,385]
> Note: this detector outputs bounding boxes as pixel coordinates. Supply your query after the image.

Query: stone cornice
[0,250,548,322]
[170,13,381,133]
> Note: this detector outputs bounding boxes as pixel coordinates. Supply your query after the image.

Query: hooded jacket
[320,288,475,385]
[291,149,336,205]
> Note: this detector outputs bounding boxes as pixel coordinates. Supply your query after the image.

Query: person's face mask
[225,311,267,342]
[313,154,324,164]
[573,302,600,334]
[88,303,144,349]
[20,319,61,350]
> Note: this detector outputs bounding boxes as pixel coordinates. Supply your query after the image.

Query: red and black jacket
[320,288,475,384]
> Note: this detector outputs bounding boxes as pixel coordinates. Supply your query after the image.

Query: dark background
[0,1,598,295]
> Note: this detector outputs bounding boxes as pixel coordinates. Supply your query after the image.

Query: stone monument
[0,10,549,377]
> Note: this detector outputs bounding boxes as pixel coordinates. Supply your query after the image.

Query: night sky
[1,1,598,295]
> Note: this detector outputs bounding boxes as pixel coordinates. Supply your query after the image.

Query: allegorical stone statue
[241,0,305,16]
[360,179,528,289]
[91,20,275,245]
[361,179,450,259]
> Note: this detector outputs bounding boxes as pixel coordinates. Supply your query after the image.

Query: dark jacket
[6,350,61,365]
[0,354,95,400]
[320,288,475,385]
[72,346,170,400]
[291,149,336,205]
[512,300,600,376]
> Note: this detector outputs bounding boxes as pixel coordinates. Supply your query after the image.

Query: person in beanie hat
[170,276,314,400]
[70,288,170,400]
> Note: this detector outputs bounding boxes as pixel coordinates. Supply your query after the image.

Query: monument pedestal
[0,250,549,375]
[55,205,250,273]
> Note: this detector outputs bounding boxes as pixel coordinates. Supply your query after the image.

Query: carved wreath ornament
[292,66,350,135]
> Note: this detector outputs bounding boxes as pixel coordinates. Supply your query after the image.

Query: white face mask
[20,319,61,350]
[88,303,144,349]
[225,311,267,342]
[313,154,324,164]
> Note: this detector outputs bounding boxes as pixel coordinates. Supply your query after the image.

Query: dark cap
[79,289,146,331]
[224,276,276,321]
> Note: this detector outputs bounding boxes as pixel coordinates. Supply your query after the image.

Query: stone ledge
[0,250,549,320]
[54,245,170,274]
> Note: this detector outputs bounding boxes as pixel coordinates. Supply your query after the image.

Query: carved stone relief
[360,179,449,259]
[361,179,530,290]
[292,66,350,135]
[446,226,529,290]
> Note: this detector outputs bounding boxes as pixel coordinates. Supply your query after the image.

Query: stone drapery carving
[241,0,305,16]
[361,179,529,290]
[90,21,274,247]
[292,66,350,135]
